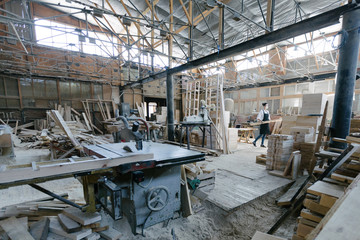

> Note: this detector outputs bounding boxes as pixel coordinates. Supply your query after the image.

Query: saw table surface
[84,142,205,166]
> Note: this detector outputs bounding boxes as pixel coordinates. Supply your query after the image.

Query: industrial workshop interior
[0,0,360,239]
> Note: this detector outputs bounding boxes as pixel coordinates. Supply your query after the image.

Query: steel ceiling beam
[125,3,359,88]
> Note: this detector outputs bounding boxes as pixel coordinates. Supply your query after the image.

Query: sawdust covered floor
[110,141,297,240]
[0,141,297,239]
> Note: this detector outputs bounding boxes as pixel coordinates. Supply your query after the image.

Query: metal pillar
[166,72,175,141]
[330,8,360,149]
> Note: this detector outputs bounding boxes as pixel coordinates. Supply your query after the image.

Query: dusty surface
[0,140,297,239]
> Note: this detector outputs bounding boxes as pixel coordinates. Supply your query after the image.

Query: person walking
[253,103,270,147]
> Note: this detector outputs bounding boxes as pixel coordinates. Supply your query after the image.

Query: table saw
[0,142,205,235]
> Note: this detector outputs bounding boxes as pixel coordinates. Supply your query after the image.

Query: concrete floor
[0,140,295,239]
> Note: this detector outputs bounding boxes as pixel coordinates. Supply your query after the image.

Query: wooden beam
[118,0,152,48]
[265,0,274,33]
[169,0,173,67]
[0,153,154,185]
[179,0,192,23]
[153,6,218,49]
[105,0,137,44]
[50,110,83,151]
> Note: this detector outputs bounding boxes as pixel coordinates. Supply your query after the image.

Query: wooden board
[49,218,92,240]
[58,213,81,233]
[300,209,323,223]
[98,227,122,240]
[307,181,345,198]
[251,231,287,240]
[181,165,193,217]
[276,176,308,206]
[50,110,82,150]
[308,175,360,240]
[0,216,35,240]
[298,217,318,228]
[331,173,354,184]
[63,207,101,226]
[319,194,337,208]
[303,199,330,215]
[85,232,101,240]
[0,153,153,185]
[30,217,50,240]
[296,223,315,238]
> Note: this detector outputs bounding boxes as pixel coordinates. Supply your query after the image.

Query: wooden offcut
[276,176,308,206]
[29,217,50,240]
[251,231,287,240]
[306,181,345,199]
[58,213,81,233]
[98,227,122,240]
[303,199,330,215]
[0,216,35,240]
[63,207,101,226]
[0,153,153,185]
[49,217,92,240]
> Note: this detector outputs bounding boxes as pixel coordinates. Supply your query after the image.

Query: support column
[166,72,175,141]
[167,0,175,141]
[330,8,360,149]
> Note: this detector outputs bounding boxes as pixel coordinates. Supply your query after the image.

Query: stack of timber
[350,118,360,133]
[301,93,327,116]
[290,127,314,143]
[266,134,294,172]
[306,174,360,240]
[313,137,360,185]
[185,162,216,192]
[291,180,345,240]
[291,127,316,173]
[281,116,321,142]
[0,196,121,240]
[0,194,73,220]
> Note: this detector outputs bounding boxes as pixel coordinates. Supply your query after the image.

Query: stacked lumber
[154,106,167,123]
[0,194,73,220]
[293,142,316,173]
[291,181,345,240]
[185,162,216,192]
[281,116,321,142]
[350,119,360,133]
[290,127,314,143]
[280,116,297,135]
[301,93,327,116]
[266,134,294,171]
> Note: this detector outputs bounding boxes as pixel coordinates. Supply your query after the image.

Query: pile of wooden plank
[291,181,345,240]
[185,162,216,192]
[281,116,321,142]
[350,118,360,133]
[0,195,121,240]
[266,134,294,171]
[0,194,72,220]
[290,127,314,143]
[293,142,316,173]
[301,93,327,116]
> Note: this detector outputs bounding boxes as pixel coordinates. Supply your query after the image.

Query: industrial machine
[0,141,205,235]
[183,100,211,124]
[83,142,205,234]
